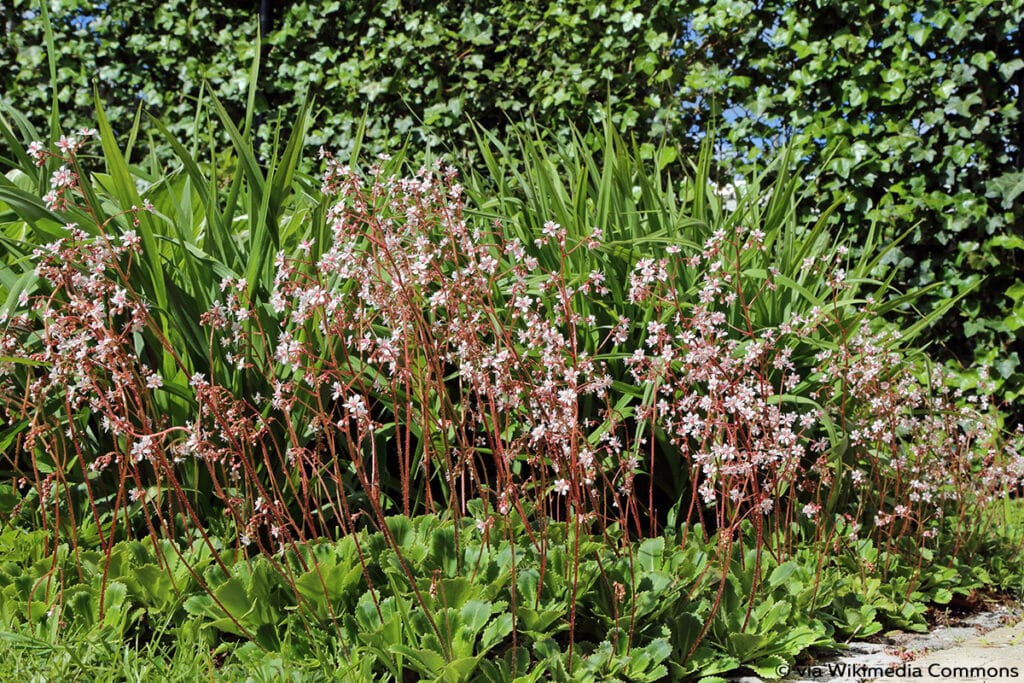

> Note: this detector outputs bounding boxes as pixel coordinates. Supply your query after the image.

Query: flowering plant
[1,120,1021,672]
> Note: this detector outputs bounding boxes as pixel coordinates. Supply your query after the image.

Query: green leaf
[994,353,1019,379]
[768,562,798,588]
[907,23,929,46]
[637,537,664,573]
[124,564,174,610]
[626,638,672,681]
[999,58,1024,80]
[460,599,492,635]
[480,613,513,651]
[728,631,768,660]
[989,235,1024,251]
[748,654,790,679]
[101,581,129,627]
[986,172,1024,209]
[390,644,446,677]
[1003,281,1024,302]
[93,93,167,310]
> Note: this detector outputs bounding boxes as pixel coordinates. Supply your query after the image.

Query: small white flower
[121,230,141,250]
[345,394,369,422]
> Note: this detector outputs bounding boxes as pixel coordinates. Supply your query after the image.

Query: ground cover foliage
[2,1,1022,423]
[1,82,1023,680]
[0,514,1019,681]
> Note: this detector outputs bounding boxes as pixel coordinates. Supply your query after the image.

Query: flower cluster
[814,326,1024,544]
[5,139,1022,567]
[29,128,97,210]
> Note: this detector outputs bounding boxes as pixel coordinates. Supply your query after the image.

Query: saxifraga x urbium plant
[2,128,1023,669]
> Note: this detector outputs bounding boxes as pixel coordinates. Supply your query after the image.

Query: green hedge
[0,0,685,159]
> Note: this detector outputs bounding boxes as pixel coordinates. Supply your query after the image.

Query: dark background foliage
[1,0,1021,420]
[683,0,1024,415]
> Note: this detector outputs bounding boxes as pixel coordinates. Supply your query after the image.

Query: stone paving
[727,603,1023,683]
[873,619,1024,683]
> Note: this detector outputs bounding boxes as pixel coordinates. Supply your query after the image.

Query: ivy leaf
[994,353,1020,379]
[907,23,929,46]
[986,172,1024,210]
[999,58,1024,80]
